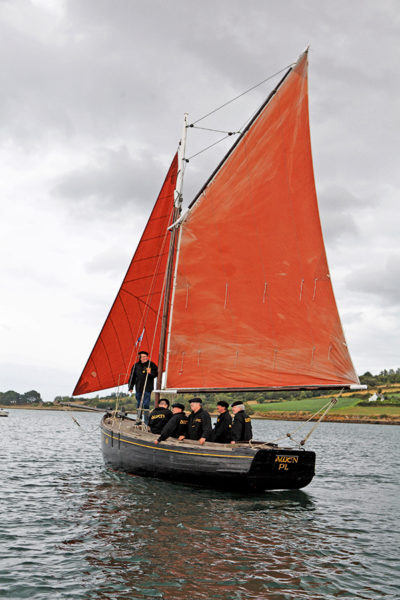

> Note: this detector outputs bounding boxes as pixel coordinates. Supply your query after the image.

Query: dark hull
[101,417,315,492]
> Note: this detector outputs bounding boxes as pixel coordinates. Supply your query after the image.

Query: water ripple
[1,411,399,599]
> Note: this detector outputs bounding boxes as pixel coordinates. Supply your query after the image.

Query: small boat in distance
[0,408,9,417]
[73,49,363,491]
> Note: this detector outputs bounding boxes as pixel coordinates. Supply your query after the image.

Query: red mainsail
[164,52,359,391]
[73,154,178,395]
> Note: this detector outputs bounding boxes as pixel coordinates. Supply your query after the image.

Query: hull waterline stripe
[102,429,252,459]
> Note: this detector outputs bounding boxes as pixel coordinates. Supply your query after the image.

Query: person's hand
[230,441,236,444]
[199,437,206,445]
[154,440,159,445]
[178,435,185,441]
[146,367,151,373]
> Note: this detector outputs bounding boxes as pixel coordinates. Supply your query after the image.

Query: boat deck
[104,416,288,452]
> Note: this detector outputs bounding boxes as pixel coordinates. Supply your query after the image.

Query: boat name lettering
[275,455,298,463]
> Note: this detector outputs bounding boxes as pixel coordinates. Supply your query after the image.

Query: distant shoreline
[2,404,399,424]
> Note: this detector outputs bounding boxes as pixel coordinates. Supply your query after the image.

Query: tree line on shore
[0,390,42,405]
[1,369,399,408]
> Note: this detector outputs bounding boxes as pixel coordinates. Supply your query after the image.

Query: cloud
[0,0,399,401]
[85,246,131,278]
[52,146,170,217]
[346,254,400,306]
[318,185,364,245]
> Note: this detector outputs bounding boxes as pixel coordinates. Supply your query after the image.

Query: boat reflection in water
[78,473,321,600]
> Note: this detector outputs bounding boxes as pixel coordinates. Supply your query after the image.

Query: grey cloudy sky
[1,0,399,401]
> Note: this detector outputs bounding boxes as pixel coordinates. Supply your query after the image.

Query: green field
[254,396,400,418]
[255,396,357,413]
[332,404,400,417]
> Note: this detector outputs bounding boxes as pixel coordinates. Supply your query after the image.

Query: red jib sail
[73,154,178,396]
[164,52,359,391]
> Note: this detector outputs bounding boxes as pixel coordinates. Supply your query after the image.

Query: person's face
[217,405,226,414]
[190,402,201,413]
[139,354,148,362]
[172,407,182,414]
[232,405,241,415]
[159,401,168,409]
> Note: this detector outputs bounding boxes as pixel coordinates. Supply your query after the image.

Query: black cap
[189,397,202,404]
[159,398,170,408]
[138,350,149,356]
[217,400,229,408]
[231,401,243,407]
[172,402,185,411]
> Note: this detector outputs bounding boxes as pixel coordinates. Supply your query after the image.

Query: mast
[154,114,188,405]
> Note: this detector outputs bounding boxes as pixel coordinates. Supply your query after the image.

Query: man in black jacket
[128,351,158,424]
[148,399,172,434]
[154,403,188,444]
[211,400,232,443]
[186,398,212,445]
[230,401,252,443]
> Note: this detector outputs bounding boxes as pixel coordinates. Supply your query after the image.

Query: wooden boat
[101,416,315,491]
[73,49,363,491]
[0,408,8,417]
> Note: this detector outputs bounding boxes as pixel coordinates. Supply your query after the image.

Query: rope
[300,397,338,446]
[189,125,240,135]
[268,392,343,447]
[124,205,174,379]
[135,221,173,423]
[69,414,101,435]
[186,134,237,161]
[190,64,295,126]
[122,204,174,423]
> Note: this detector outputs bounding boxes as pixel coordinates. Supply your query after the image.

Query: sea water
[0,409,399,599]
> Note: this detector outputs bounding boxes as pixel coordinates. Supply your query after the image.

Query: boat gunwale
[101,416,308,459]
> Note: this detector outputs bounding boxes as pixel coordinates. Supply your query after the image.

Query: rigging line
[136,220,172,420]
[300,397,338,446]
[125,206,174,378]
[269,393,342,446]
[269,400,332,444]
[189,125,240,135]
[186,134,233,161]
[190,64,295,126]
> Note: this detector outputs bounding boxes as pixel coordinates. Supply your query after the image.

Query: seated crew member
[154,403,188,444]
[210,400,232,443]
[149,399,172,434]
[186,398,212,445]
[230,401,252,444]
[128,350,158,425]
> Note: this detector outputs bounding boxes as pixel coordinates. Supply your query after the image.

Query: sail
[164,52,359,391]
[73,154,178,396]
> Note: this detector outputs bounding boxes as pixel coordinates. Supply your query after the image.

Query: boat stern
[248,447,315,490]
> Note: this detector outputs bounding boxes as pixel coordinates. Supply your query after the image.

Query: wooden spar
[159,384,366,394]
[59,402,105,412]
[154,114,188,406]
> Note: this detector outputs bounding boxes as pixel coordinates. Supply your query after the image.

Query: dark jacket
[231,410,252,442]
[187,408,212,441]
[158,412,188,442]
[128,360,158,394]
[211,410,232,443]
[149,407,172,434]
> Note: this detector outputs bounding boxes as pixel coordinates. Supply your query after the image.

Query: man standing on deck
[230,401,252,443]
[148,398,172,434]
[154,403,188,444]
[210,400,232,443]
[186,398,212,445]
[128,351,158,425]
